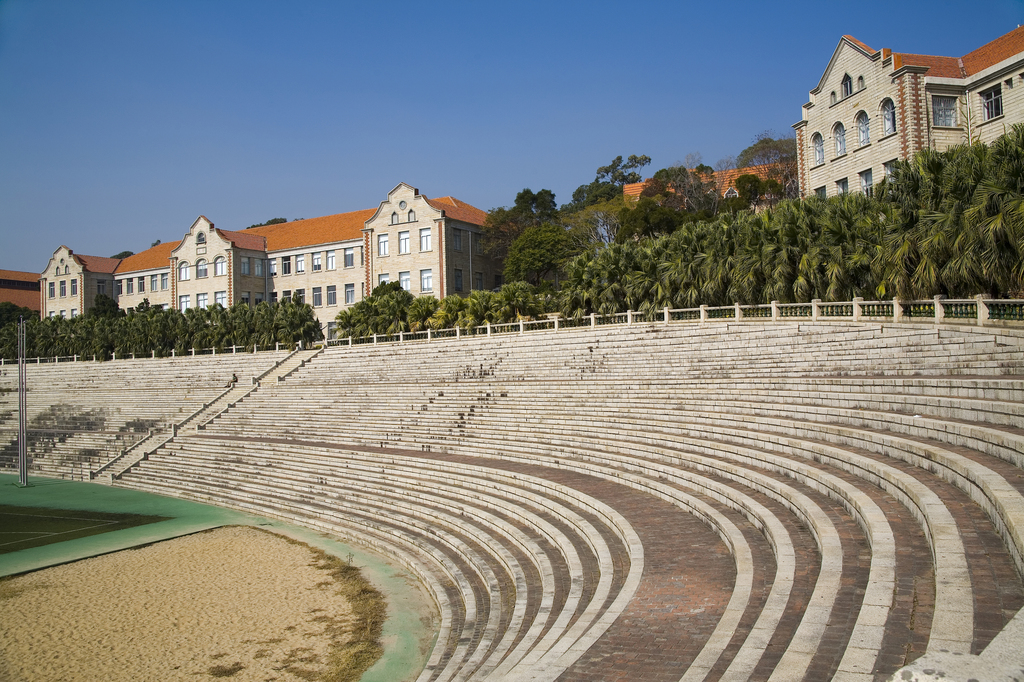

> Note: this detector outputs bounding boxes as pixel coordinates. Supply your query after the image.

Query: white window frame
[933,95,957,127]
[860,169,873,196]
[71,279,78,296]
[378,234,389,256]
[881,98,896,136]
[295,254,305,273]
[327,285,336,305]
[255,258,264,277]
[197,292,208,309]
[326,250,335,270]
[420,228,431,252]
[179,294,190,310]
[982,85,1003,121]
[399,231,410,254]
[150,275,158,292]
[345,283,354,304]
[214,257,226,276]
[214,290,227,307]
[241,257,250,275]
[313,252,322,271]
[420,269,432,292]
[834,123,846,156]
[399,271,411,291]
[344,248,354,268]
[281,256,291,275]
[856,111,870,145]
[812,133,824,166]
[378,273,390,285]
[196,259,208,278]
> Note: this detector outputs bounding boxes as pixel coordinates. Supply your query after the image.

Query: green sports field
[0,504,170,555]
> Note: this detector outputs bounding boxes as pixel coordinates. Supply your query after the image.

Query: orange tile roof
[75,254,121,274]
[425,196,487,226]
[215,228,268,252]
[115,241,177,274]
[246,209,376,251]
[893,52,964,78]
[0,269,40,283]
[843,35,876,54]
[624,163,778,199]
[0,286,41,311]
[961,24,1024,75]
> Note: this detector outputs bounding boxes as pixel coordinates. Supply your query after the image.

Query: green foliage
[87,294,123,319]
[110,250,134,259]
[483,189,558,260]
[504,223,573,285]
[246,217,288,229]
[0,302,36,328]
[0,299,323,360]
[565,154,651,214]
[736,132,797,169]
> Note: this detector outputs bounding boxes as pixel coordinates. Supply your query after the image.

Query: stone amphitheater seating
[5,319,1024,681]
[0,350,290,479]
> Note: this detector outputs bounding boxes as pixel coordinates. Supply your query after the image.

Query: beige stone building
[40,246,121,319]
[794,26,1024,198]
[41,184,499,337]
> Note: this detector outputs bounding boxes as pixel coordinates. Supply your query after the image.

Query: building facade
[42,184,500,336]
[794,26,1024,198]
[0,269,41,313]
[40,247,121,319]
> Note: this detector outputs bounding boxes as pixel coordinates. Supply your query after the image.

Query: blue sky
[1,0,1022,271]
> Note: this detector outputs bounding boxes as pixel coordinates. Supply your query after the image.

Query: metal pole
[18,317,28,487]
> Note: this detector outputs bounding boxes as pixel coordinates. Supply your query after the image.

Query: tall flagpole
[18,316,28,487]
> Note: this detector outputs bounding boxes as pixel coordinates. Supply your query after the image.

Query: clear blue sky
[1,0,1022,272]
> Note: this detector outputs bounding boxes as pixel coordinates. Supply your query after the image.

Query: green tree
[483,189,558,261]
[735,131,799,199]
[565,154,651,213]
[504,223,573,285]
[247,218,288,229]
[110,250,134,259]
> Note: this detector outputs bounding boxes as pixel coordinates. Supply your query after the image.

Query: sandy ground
[0,526,360,682]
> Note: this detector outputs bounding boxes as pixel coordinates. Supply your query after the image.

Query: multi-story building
[41,184,499,336]
[0,269,42,314]
[794,26,1024,198]
[39,247,121,319]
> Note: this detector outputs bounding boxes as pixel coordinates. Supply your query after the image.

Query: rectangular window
[345,283,354,304]
[474,272,483,290]
[860,169,873,197]
[126,279,133,295]
[294,288,305,304]
[161,272,169,290]
[282,256,291,275]
[420,269,432,292]
[48,282,55,298]
[884,160,898,179]
[241,257,250,275]
[815,186,827,199]
[453,269,463,292]
[326,250,335,270]
[214,258,226,276]
[59,310,65,318]
[270,291,278,303]
[836,178,849,195]
[378,273,390,285]
[296,254,305,273]
[254,293,263,305]
[282,290,291,302]
[215,290,227,307]
[97,280,106,296]
[982,85,1003,120]
[150,275,157,292]
[494,274,503,288]
[241,292,250,306]
[312,287,322,306]
[399,271,411,291]
[138,277,145,293]
[197,292,208,309]
[327,321,337,340]
[255,258,264,277]
[70,308,77,318]
[344,248,354,267]
[116,280,123,295]
[269,259,277,276]
[933,95,957,126]
[60,280,66,297]
[399,231,410,254]
[327,285,336,305]
[474,235,483,255]
[420,228,431,252]
[71,279,78,296]
[378,234,389,256]
[453,229,463,251]
[312,252,321,271]
[179,295,190,310]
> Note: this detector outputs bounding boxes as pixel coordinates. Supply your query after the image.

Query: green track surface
[0,504,171,554]
[0,474,433,682]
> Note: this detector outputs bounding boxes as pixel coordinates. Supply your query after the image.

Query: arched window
[64,265,69,274]
[830,91,837,105]
[857,76,865,91]
[856,111,870,145]
[196,259,208,278]
[390,212,399,225]
[55,267,60,276]
[407,209,416,222]
[178,261,190,281]
[812,133,824,165]
[881,98,896,136]
[214,256,226,276]
[834,123,846,156]
[841,74,853,98]
[196,232,206,244]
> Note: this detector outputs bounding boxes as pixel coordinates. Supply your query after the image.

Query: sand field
[0,526,365,682]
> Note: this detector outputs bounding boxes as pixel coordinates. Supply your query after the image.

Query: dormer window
[407,209,416,222]
[857,76,864,91]
[196,232,206,244]
[830,91,837,105]
[842,74,853,98]
[390,212,399,225]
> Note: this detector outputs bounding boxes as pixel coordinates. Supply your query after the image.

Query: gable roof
[893,52,964,78]
[75,254,121,274]
[0,269,41,283]
[960,24,1024,75]
[115,241,177,274]
[214,228,268,252]
[425,196,487,226]
[246,209,375,251]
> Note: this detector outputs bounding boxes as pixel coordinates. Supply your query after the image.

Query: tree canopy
[110,250,134,259]
[246,218,288,229]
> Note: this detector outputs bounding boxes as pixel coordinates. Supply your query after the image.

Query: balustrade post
[112,352,116,360]
[734,303,742,320]
[893,298,904,323]
[771,300,779,322]
[171,349,174,357]
[486,322,491,336]
[811,299,821,321]
[348,336,353,346]
[519,319,524,334]
[212,347,216,356]
[853,297,863,321]
[373,334,377,345]
[554,316,559,331]
[627,310,633,325]
[399,331,404,342]
[427,328,432,341]
[700,305,708,323]
[456,326,461,339]
[975,294,990,326]
[590,313,596,328]
[664,307,669,324]
[934,295,946,323]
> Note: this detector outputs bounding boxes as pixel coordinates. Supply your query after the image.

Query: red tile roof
[843,35,876,54]
[0,286,40,311]
[893,52,964,78]
[0,269,40,283]
[246,209,376,251]
[624,164,778,199]
[961,24,1024,75]
[75,254,121,274]
[215,228,268,252]
[425,196,488,226]
[115,242,178,274]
